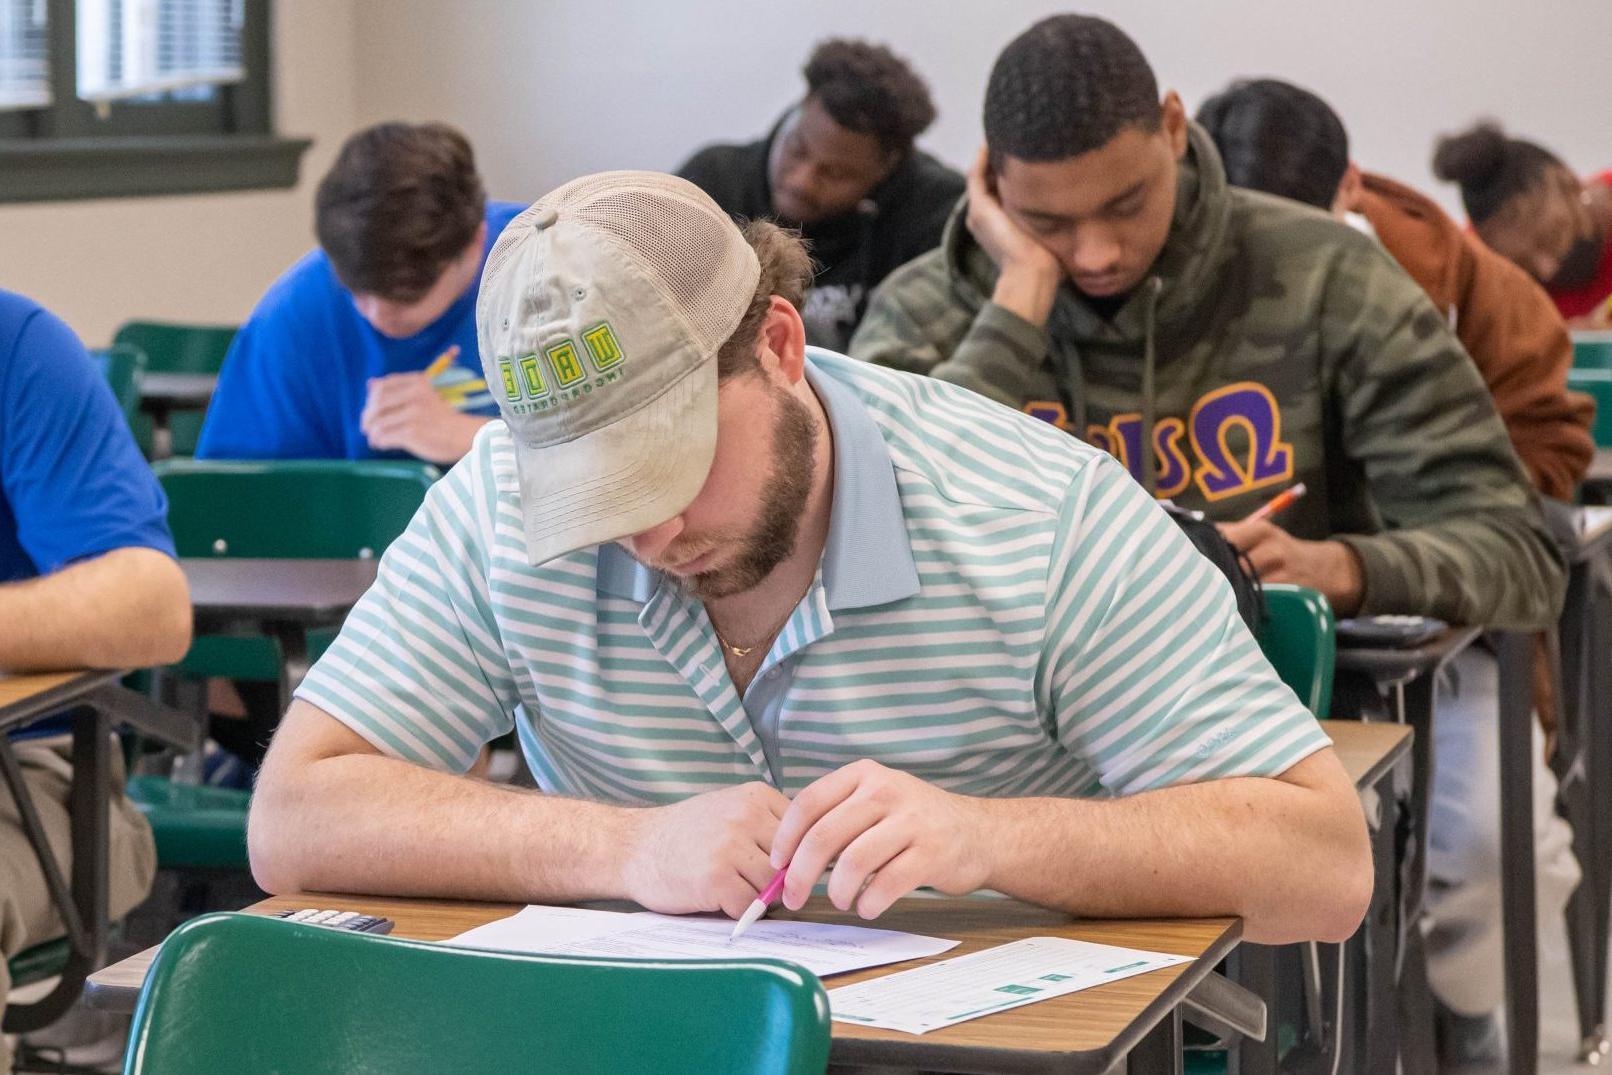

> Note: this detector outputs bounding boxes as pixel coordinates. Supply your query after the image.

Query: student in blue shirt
[198,123,524,464]
[0,290,192,1067]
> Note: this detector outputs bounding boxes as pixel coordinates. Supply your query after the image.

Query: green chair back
[155,459,437,680]
[1573,331,1612,370]
[91,343,147,427]
[1567,368,1612,448]
[1254,584,1336,718]
[111,321,237,457]
[124,913,832,1075]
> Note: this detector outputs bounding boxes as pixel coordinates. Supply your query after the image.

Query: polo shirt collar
[596,351,919,610]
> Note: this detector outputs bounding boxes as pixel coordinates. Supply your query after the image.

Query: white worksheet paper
[445,905,959,978]
[827,936,1192,1034]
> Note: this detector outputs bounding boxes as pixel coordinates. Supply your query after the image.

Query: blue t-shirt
[0,290,176,585]
[197,201,525,461]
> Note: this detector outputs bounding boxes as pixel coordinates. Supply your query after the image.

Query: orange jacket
[1359,172,1594,501]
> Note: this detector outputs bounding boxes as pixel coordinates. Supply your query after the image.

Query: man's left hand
[360,372,487,464]
[1217,519,1364,615]
[769,759,994,919]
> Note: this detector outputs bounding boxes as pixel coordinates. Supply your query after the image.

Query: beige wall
[0,0,358,345]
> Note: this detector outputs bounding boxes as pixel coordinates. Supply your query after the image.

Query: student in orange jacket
[1197,78,1594,502]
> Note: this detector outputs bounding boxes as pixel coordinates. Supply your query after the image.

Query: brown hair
[715,220,815,380]
[315,122,487,301]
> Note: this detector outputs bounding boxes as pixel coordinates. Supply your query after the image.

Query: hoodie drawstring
[1139,276,1164,497]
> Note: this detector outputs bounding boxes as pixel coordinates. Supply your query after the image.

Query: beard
[675,384,819,601]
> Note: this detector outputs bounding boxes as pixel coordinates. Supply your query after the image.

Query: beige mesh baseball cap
[476,172,761,566]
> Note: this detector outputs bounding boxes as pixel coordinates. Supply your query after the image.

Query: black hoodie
[677,113,964,352]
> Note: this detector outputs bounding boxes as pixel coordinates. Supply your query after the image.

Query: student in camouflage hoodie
[851,15,1568,1069]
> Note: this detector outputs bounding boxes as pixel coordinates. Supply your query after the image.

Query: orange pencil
[1246,482,1307,523]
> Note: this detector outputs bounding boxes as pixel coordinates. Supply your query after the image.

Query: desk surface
[139,372,217,407]
[1322,719,1412,790]
[182,558,379,627]
[88,892,1239,1073]
[1334,625,1482,682]
[0,669,123,734]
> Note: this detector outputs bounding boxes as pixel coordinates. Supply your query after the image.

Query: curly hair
[1197,78,1349,211]
[984,14,1160,165]
[716,220,816,380]
[803,38,938,156]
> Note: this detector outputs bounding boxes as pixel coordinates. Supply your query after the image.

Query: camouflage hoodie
[851,124,1565,630]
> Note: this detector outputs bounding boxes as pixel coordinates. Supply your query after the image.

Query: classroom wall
[350,0,1612,218]
[0,0,359,345]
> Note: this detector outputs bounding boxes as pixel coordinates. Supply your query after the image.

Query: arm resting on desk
[0,548,191,672]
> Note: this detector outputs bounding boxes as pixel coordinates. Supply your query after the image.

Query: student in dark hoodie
[853,15,1567,1071]
[678,38,963,352]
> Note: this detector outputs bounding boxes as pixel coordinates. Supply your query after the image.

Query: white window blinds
[76,0,243,104]
[0,0,50,112]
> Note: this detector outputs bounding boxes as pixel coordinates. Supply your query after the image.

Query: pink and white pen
[729,866,789,941]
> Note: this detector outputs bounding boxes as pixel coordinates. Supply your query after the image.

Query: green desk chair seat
[124,913,832,1075]
[91,343,147,428]
[132,460,438,872]
[111,320,236,458]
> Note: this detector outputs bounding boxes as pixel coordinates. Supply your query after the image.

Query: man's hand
[965,148,1062,328]
[1218,519,1365,615]
[770,760,994,920]
[620,782,790,919]
[360,365,487,464]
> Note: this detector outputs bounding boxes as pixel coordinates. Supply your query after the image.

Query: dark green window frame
[0,0,310,203]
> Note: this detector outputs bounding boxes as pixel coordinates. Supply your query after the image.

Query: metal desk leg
[147,402,173,461]
[1127,1006,1184,1074]
[1497,632,1538,1075]
[1397,671,1440,1073]
[271,623,312,717]
[1584,565,1612,1061]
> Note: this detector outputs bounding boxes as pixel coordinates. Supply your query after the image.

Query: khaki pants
[1,738,155,1072]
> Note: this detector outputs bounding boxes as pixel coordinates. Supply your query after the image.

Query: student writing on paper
[249,171,1371,946]
[199,122,522,464]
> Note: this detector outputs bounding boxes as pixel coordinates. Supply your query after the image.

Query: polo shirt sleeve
[1,304,175,574]
[1040,453,1331,796]
[295,435,519,771]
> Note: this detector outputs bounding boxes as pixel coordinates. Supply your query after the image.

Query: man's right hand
[965,147,1063,328]
[620,782,790,919]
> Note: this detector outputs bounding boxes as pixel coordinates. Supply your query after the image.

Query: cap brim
[511,361,717,566]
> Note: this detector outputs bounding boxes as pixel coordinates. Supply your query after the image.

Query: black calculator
[270,908,394,934]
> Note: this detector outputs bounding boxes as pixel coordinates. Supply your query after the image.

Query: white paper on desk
[827,935,1191,1035]
[445,905,958,978]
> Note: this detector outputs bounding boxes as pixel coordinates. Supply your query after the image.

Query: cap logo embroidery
[497,320,629,415]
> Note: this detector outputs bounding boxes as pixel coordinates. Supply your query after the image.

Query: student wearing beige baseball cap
[250,171,1369,947]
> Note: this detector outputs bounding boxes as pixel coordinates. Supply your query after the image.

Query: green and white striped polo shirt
[297,348,1329,803]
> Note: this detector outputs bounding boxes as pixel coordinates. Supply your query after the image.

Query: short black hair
[315,122,487,301]
[1196,79,1349,211]
[803,38,937,156]
[984,14,1160,165]
[1432,120,1566,224]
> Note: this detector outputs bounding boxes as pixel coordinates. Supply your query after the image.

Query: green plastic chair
[1253,583,1336,718]
[1568,368,1612,448]
[133,460,437,870]
[123,913,832,1075]
[91,343,147,428]
[1572,331,1612,370]
[111,320,237,458]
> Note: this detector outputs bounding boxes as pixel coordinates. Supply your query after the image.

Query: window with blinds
[77,0,244,104]
[0,0,50,111]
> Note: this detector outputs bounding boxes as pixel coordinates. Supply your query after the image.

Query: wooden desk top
[0,669,122,734]
[88,892,1239,1073]
[1321,719,1412,791]
[181,558,379,629]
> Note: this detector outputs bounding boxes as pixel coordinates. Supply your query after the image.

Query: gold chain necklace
[712,606,796,659]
